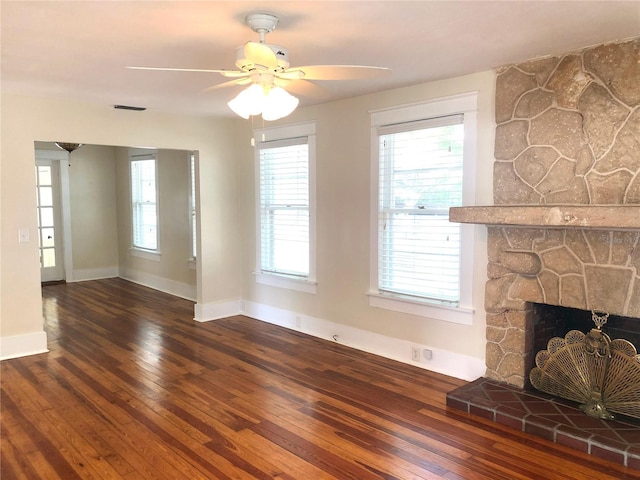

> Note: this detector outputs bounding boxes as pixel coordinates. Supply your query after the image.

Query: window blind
[189,153,197,259]
[131,156,158,251]
[258,138,309,277]
[378,114,464,303]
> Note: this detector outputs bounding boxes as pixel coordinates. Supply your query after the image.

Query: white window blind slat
[259,141,310,277]
[378,114,464,303]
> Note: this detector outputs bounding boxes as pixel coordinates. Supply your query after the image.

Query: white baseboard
[194,300,243,322]
[71,267,119,282]
[4,294,483,381]
[0,331,48,361]
[119,268,196,301]
[242,301,485,382]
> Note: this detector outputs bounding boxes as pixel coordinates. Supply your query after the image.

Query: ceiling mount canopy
[245,12,279,43]
[127,11,390,121]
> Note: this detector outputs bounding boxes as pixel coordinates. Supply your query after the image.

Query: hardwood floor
[2,278,639,479]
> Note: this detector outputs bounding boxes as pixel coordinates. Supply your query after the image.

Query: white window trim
[369,92,478,325]
[254,272,318,293]
[129,148,160,255]
[130,247,161,261]
[253,122,317,294]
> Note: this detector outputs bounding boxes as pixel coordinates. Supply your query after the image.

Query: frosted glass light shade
[227,84,298,121]
[227,84,265,119]
[262,86,299,121]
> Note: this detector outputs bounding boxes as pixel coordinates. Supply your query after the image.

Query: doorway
[34,142,198,300]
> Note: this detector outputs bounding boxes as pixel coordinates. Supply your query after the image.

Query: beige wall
[68,144,119,275]
[238,70,496,361]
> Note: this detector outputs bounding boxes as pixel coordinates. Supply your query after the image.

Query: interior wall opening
[34,141,199,303]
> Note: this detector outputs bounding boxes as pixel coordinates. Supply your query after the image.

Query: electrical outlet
[411,346,420,362]
[423,349,433,360]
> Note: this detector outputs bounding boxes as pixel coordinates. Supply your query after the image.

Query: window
[379,114,463,302]
[254,122,316,293]
[370,93,477,324]
[189,152,197,260]
[130,149,158,252]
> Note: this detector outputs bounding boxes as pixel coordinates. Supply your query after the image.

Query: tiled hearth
[447,378,640,468]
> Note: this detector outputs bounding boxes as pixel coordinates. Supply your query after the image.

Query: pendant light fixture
[55,142,83,166]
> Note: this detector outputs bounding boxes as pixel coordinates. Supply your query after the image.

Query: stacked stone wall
[486,38,640,388]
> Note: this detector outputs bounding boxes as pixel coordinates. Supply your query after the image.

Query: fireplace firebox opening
[530,304,640,421]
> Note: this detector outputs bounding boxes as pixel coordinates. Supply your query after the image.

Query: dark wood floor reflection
[2,278,638,479]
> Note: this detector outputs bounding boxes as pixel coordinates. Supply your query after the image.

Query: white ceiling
[2,1,639,118]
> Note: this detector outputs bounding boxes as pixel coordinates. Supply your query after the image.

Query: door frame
[35,149,74,282]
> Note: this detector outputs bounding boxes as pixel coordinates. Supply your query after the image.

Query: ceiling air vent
[114,104,146,111]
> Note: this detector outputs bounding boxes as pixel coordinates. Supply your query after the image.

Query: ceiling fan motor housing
[235,44,290,72]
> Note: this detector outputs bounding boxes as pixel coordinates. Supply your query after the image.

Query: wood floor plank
[54,363,221,480]
[2,375,122,480]
[1,388,85,479]
[292,404,479,479]
[1,423,40,480]
[272,407,456,480]
[2,278,640,479]
[232,428,341,480]
[229,377,485,479]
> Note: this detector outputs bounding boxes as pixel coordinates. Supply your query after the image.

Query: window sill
[130,248,161,261]
[255,272,317,294]
[367,291,474,325]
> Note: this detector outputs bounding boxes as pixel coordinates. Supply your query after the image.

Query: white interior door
[36,160,65,282]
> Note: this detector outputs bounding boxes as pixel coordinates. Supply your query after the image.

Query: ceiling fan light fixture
[130,12,390,119]
[228,84,298,121]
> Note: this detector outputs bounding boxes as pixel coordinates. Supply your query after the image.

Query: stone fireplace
[446,37,640,467]
[451,36,640,389]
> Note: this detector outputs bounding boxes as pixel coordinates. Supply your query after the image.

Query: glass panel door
[36,160,64,282]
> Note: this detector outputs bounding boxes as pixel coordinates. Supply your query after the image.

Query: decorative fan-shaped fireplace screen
[530,311,640,420]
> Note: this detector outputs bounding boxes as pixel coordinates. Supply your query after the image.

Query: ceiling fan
[128,13,391,120]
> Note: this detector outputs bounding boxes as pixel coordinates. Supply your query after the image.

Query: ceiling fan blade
[218,70,253,78]
[292,65,391,81]
[275,70,306,81]
[243,42,278,70]
[127,66,247,77]
[201,77,252,93]
[275,78,331,99]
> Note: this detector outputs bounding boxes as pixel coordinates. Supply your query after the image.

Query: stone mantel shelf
[449,205,640,230]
